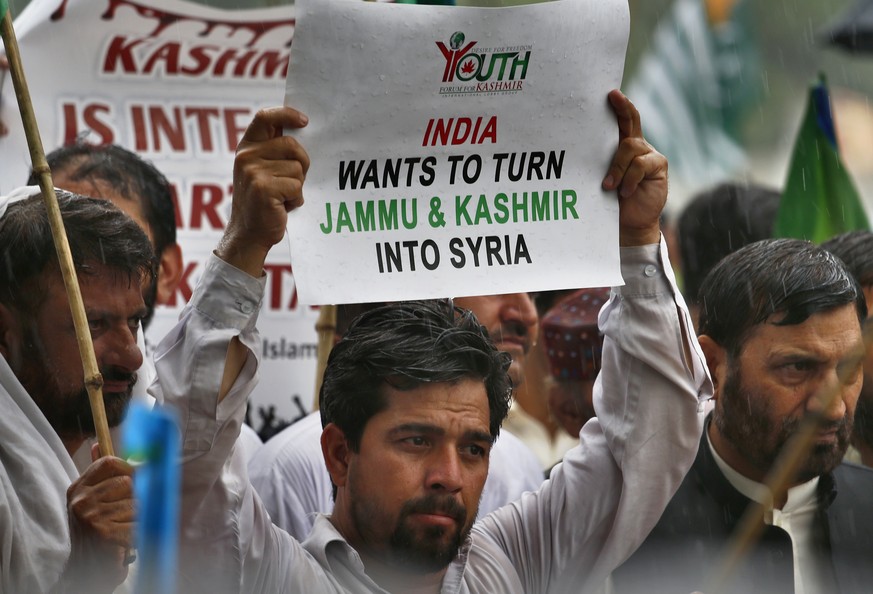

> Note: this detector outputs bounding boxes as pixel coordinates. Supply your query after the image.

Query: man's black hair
[698,238,865,358]
[821,230,873,289]
[28,143,176,257]
[678,182,780,306]
[319,299,512,453]
[0,191,155,315]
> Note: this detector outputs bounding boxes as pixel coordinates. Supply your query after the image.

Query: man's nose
[501,293,539,332]
[100,326,143,373]
[425,447,464,494]
[809,369,851,422]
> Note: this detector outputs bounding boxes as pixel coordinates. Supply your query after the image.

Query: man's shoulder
[825,462,873,587]
[833,460,873,492]
[827,462,873,532]
[250,412,323,471]
[274,410,323,444]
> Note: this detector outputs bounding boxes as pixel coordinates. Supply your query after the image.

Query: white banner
[0,0,317,432]
[285,0,629,304]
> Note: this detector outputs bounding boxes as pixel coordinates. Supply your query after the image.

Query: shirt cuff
[189,253,267,331]
[616,235,670,297]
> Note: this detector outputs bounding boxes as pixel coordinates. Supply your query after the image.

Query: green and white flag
[624,0,759,193]
[774,77,869,244]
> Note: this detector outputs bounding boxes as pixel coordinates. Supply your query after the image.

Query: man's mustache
[492,320,530,342]
[101,368,137,392]
[403,495,467,525]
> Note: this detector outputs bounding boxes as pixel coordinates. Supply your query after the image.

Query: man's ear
[698,334,726,401]
[155,244,184,305]
[321,423,352,490]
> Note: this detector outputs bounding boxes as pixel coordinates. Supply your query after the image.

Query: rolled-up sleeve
[150,253,266,592]
[474,236,711,594]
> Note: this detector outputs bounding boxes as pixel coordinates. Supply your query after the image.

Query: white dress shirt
[709,433,838,594]
[166,239,712,593]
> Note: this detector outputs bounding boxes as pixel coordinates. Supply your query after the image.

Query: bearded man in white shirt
[165,89,713,594]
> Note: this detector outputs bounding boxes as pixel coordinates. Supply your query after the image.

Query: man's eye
[463,444,487,458]
[404,436,428,447]
[784,361,814,372]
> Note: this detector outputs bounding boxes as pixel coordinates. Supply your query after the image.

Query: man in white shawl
[0,188,152,593]
[0,99,311,591]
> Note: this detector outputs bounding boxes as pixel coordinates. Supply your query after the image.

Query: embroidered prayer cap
[542,287,610,381]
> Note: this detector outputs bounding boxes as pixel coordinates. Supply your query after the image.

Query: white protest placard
[0,0,317,431]
[284,0,629,305]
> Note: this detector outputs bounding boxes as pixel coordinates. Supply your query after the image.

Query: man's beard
[714,362,852,483]
[354,493,471,574]
[17,326,135,440]
[389,494,470,572]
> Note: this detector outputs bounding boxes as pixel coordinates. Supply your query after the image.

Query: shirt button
[240,301,254,314]
[643,264,657,277]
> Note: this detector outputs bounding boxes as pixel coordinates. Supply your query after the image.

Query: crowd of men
[3,53,873,594]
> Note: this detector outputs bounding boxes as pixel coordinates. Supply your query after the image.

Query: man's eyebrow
[83,307,113,319]
[83,306,149,320]
[387,424,493,444]
[464,430,494,445]
[388,423,445,438]
[770,351,821,362]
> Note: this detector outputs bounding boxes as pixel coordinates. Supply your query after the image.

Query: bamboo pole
[705,319,871,594]
[1,12,114,457]
[312,305,337,411]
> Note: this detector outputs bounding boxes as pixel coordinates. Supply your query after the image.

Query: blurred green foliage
[627,0,873,157]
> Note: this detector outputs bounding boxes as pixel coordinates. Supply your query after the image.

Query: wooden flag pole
[1,12,114,456]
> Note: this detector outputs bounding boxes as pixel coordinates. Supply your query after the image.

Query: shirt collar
[303,514,473,593]
[706,429,819,512]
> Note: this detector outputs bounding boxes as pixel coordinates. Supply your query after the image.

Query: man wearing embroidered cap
[541,288,611,439]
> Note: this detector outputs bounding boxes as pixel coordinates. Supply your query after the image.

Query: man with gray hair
[0,190,152,592]
[612,238,873,594]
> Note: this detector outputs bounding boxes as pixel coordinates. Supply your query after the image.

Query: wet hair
[678,182,780,306]
[698,238,866,358]
[0,191,155,316]
[335,302,388,339]
[320,300,513,452]
[28,143,176,257]
[821,230,873,289]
